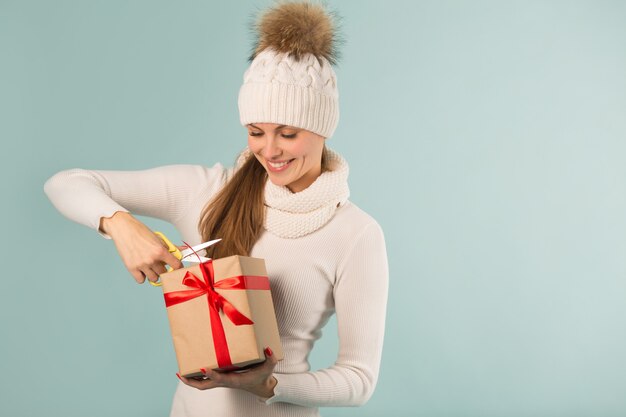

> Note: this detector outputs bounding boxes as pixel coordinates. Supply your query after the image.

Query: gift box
[160,255,283,378]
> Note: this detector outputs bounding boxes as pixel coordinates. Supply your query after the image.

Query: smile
[266,159,294,172]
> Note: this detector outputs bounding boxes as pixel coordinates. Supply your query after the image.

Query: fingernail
[264,347,273,356]
[200,368,207,374]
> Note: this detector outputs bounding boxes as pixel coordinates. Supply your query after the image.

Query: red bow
[163,261,269,368]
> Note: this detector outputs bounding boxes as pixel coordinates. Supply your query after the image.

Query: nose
[261,135,281,160]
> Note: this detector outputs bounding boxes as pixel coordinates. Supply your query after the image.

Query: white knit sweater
[44,157,388,417]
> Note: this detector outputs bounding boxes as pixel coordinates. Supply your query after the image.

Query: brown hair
[198,153,266,259]
[199,147,330,259]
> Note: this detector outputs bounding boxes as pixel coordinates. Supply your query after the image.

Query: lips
[266,159,294,172]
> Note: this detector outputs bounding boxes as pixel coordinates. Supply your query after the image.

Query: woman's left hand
[177,347,278,398]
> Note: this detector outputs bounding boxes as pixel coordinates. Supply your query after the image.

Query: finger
[153,262,169,275]
[199,368,220,384]
[255,347,278,373]
[203,368,220,381]
[202,368,230,387]
[164,252,184,270]
[143,268,160,283]
[263,347,278,367]
[131,270,146,284]
[177,373,218,390]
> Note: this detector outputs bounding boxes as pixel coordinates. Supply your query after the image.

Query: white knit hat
[238,2,340,139]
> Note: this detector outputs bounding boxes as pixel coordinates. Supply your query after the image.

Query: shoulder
[333,200,384,238]
[327,201,386,264]
[331,201,388,283]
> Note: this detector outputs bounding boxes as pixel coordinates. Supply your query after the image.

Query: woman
[45,2,388,416]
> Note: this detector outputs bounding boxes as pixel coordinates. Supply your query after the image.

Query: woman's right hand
[99,211,183,284]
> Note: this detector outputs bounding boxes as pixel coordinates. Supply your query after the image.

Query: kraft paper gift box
[160,255,283,378]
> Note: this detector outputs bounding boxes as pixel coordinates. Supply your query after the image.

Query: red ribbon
[163,260,270,368]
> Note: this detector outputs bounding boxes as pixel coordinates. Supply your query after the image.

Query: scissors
[150,231,221,287]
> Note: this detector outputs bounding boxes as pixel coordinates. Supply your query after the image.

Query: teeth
[268,160,289,168]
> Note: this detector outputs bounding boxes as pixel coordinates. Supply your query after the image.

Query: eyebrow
[249,124,291,131]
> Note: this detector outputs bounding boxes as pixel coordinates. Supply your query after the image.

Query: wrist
[99,211,132,236]
[248,376,277,398]
[266,376,277,396]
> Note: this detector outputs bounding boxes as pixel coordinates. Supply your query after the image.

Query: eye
[281,133,297,139]
[249,131,263,137]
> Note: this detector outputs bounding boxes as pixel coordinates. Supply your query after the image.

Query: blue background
[2,1,626,416]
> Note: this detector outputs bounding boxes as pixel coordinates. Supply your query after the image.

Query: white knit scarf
[235,147,350,238]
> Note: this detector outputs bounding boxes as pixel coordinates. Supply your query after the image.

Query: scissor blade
[179,238,222,258]
[183,256,212,263]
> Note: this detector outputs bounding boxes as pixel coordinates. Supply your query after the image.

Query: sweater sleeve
[266,221,389,407]
[43,164,228,237]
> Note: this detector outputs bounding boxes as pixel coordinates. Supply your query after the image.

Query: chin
[267,176,291,188]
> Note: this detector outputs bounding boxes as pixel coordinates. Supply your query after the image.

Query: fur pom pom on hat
[250,1,340,64]
[238,1,340,139]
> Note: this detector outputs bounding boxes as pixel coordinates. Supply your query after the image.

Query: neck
[286,165,322,193]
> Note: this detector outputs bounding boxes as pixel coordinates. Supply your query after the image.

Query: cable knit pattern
[244,50,337,93]
[264,148,349,238]
[238,49,339,138]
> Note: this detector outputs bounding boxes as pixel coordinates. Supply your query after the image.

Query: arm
[177,222,389,406]
[269,222,389,407]
[44,164,228,282]
[44,164,226,235]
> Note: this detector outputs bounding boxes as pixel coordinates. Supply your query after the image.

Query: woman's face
[247,123,325,193]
